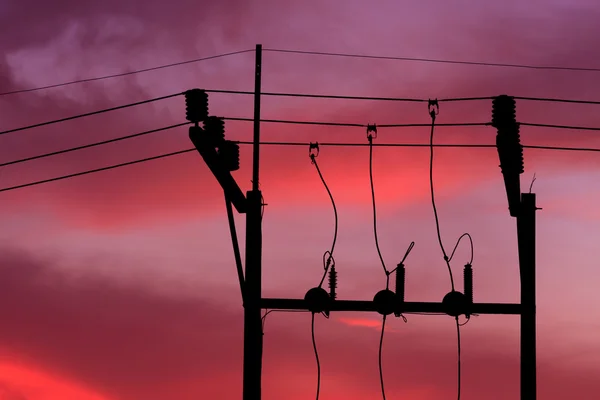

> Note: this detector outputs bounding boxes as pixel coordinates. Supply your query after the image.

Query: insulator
[304,287,331,314]
[491,95,516,128]
[218,140,240,171]
[464,263,473,317]
[203,116,226,145]
[328,265,337,300]
[395,264,405,304]
[185,89,209,123]
[464,264,473,304]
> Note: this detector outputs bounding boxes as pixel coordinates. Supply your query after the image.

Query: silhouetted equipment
[366,123,377,139]
[442,290,469,318]
[304,287,331,314]
[219,140,241,171]
[393,264,406,317]
[185,88,209,124]
[328,265,337,300]
[373,289,396,316]
[203,116,226,145]
[492,95,524,217]
[464,263,473,318]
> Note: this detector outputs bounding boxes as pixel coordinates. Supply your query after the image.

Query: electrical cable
[0,92,182,136]
[264,47,600,72]
[448,233,474,265]
[0,50,254,97]
[261,309,309,332]
[311,312,321,400]
[519,122,600,131]
[378,315,388,400]
[513,96,600,105]
[4,140,600,194]
[427,101,462,400]
[225,194,245,304]
[309,147,339,288]
[0,122,189,167]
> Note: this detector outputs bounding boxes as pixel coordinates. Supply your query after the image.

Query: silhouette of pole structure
[187,47,536,398]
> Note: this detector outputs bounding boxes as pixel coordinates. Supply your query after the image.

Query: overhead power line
[0,50,254,97]
[264,48,600,72]
[0,92,182,136]
[2,141,600,194]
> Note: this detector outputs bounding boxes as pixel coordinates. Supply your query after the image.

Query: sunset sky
[2,0,600,399]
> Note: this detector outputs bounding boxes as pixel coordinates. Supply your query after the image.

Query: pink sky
[1,0,600,398]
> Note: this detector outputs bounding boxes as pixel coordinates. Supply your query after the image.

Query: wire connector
[428,99,439,119]
[309,142,320,161]
[367,124,377,140]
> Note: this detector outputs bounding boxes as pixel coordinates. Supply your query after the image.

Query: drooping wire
[448,233,474,265]
[311,312,322,400]
[378,315,388,400]
[367,126,390,285]
[309,143,339,288]
[427,100,455,291]
[427,100,462,400]
[261,309,309,332]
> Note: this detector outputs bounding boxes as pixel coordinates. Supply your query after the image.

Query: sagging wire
[367,125,412,400]
[308,142,339,400]
[448,233,474,265]
[427,99,464,400]
[261,309,310,333]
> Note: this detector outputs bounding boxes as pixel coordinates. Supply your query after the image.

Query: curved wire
[455,317,462,400]
[448,233,474,265]
[368,136,389,281]
[311,313,322,400]
[378,315,388,400]
[310,154,339,288]
[428,111,455,291]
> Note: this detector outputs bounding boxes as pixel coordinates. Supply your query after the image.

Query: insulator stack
[219,140,240,171]
[185,89,209,124]
[464,263,473,317]
[203,116,226,146]
[394,263,405,317]
[328,265,337,300]
[491,95,524,217]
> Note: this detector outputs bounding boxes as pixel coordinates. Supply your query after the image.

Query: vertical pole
[517,193,536,400]
[243,44,263,400]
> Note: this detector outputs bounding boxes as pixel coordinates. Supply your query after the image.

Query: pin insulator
[218,140,240,171]
[185,89,209,124]
[328,265,337,300]
[393,264,405,317]
[203,116,226,146]
[304,287,331,314]
[373,289,396,316]
[492,95,524,175]
[464,263,473,317]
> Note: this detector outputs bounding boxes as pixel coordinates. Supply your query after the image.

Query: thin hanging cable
[0,92,182,136]
[264,47,600,72]
[428,102,462,400]
[448,233,474,265]
[0,50,254,96]
[311,313,321,400]
[310,148,339,288]
[367,132,389,283]
[428,103,455,290]
[378,315,388,400]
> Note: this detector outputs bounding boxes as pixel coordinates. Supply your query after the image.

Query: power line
[0,123,188,167]
[264,48,600,72]
[514,96,600,105]
[3,140,600,194]
[0,92,182,136]
[0,50,254,97]
[520,122,600,131]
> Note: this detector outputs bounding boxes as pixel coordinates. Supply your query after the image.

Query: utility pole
[243,43,263,400]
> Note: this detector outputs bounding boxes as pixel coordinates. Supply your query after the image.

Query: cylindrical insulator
[219,140,240,171]
[395,263,405,304]
[328,265,337,300]
[464,263,473,305]
[203,116,226,145]
[185,89,209,123]
[491,95,516,128]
